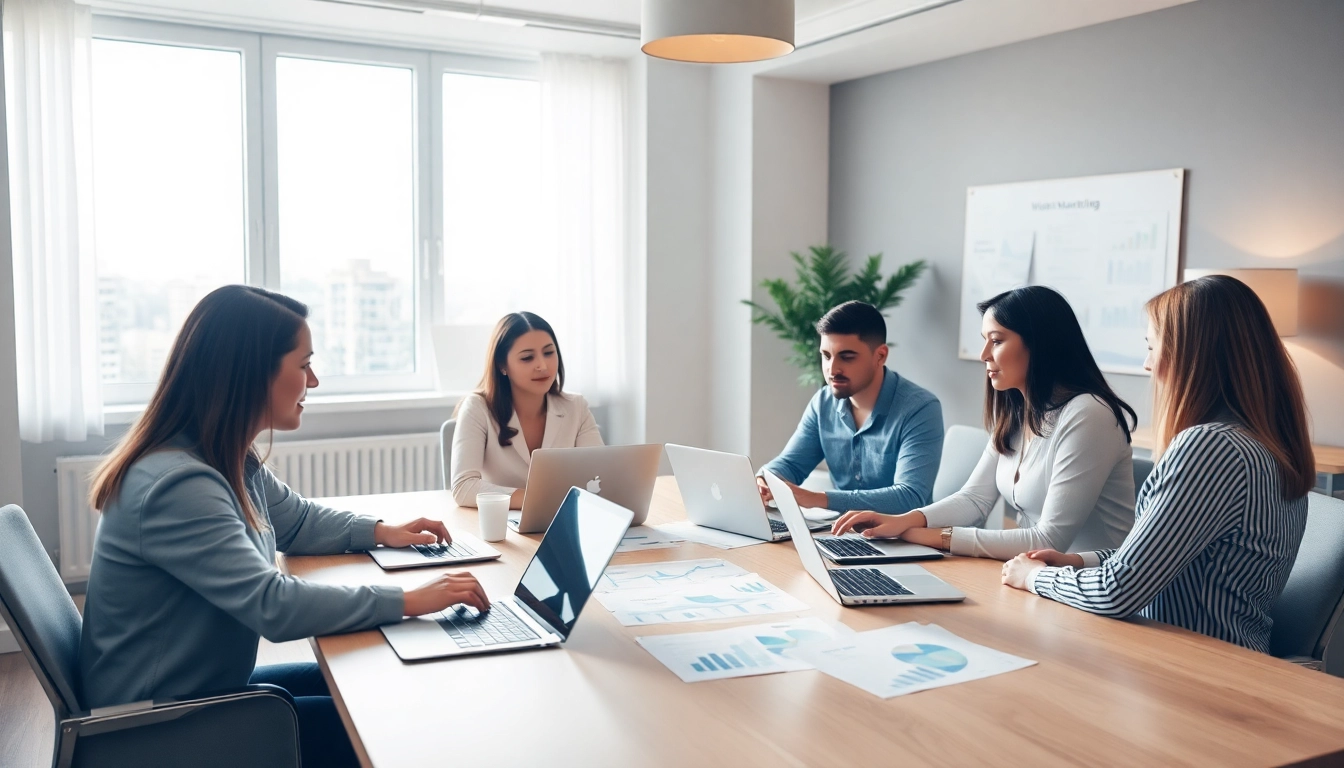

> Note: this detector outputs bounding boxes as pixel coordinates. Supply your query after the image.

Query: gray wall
[829,0,1344,439]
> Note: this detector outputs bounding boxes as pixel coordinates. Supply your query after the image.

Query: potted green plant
[743,245,927,388]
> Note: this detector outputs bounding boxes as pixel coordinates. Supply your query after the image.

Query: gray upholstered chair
[1133,456,1155,497]
[0,505,300,768]
[1270,493,1344,675]
[932,424,989,502]
[439,418,456,491]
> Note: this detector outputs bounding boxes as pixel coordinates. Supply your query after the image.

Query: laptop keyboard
[412,541,477,559]
[769,518,789,533]
[831,568,914,598]
[437,605,538,648]
[818,537,886,558]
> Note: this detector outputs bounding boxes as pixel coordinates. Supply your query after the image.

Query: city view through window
[91,41,540,390]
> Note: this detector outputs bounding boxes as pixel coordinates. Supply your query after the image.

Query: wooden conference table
[289,477,1344,767]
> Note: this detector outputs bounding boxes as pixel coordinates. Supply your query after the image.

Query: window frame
[91,18,264,406]
[88,17,542,405]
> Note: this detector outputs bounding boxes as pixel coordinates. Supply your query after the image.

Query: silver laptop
[665,444,830,542]
[368,531,501,570]
[381,487,633,661]
[763,471,964,606]
[511,444,662,534]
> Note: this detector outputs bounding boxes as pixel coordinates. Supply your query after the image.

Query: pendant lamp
[641,0,795,64]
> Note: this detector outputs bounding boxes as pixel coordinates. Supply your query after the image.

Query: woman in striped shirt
[1001,275,1315,652]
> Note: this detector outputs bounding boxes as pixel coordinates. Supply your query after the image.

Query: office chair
[1133,457,1155,497]
[932,425,989,502]
[0,505,301,768]
[440,418,456,490]
[1270,493,1344,675]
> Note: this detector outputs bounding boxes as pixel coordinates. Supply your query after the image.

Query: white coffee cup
[476,492,510,542]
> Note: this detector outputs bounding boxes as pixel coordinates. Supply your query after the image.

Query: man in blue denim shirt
[758,301,943,515]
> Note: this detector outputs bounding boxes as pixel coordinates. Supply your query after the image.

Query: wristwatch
[940,527,953,552]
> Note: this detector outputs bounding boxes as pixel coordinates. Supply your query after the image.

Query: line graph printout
[596,559,748,597]
[959,169,1184,375]
[600,574,809,627]
[636,618,853,683]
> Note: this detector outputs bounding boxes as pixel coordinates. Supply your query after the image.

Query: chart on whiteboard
[958,169,1184,375]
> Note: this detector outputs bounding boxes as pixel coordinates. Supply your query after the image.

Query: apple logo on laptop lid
[710,482,722,501]
[587,476,602,494]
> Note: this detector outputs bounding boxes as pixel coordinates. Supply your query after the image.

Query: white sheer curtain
[538,54,628,413]
[3,0,102,442]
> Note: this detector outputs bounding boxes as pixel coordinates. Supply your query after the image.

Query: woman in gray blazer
[80,286,487,767]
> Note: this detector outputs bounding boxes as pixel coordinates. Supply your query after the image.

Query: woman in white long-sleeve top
[81,286,490,768]
[1002,276,1313,652]
[450,312,603,508]
[831,286,1137,560]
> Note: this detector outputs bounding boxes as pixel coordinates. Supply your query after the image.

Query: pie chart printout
[891,643,969,674]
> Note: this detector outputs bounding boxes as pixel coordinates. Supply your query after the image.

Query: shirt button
[855,473,861,480]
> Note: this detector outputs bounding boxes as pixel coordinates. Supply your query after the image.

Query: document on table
[597,559,748,595]
[656,521,765,549]
[785,622,1036,699]
[599,574,809,626]
[616,526,685,553]
[636,618,853,683]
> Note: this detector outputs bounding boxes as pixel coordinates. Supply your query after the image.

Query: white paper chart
[959,169,1184,375]
[635,618,853,683]
[599,574,809,627]
[785,622,1036,699]
[596,558,748,595]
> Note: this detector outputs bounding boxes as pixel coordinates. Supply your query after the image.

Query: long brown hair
[978,286,1136,454]
[90,286,309,530]
[1146,275,1314,498]
[455,312,565,447]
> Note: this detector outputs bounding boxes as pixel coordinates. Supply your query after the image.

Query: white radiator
[260,433,441,498]
[54,432,442,584]
[56,456,102,583]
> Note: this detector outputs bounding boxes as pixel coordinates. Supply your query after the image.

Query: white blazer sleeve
[571,394,605,448]
[450,395,518,506]
[946,399,1128,560]
[919,440,1002,527]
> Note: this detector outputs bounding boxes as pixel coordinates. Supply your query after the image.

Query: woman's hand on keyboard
[403,572,491,617]
[830,510,927,539]
[376,518,452,548]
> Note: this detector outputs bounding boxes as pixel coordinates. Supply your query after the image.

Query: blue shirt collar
[833,368,900,428]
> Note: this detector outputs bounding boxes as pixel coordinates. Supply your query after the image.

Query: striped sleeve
[1030,428,1248,617]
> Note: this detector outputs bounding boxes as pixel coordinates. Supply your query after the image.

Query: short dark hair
[816,301,886,348]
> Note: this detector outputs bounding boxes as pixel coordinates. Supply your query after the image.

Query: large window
[276,57,417,377]
[89,19,542,403]
[91,39,246,387]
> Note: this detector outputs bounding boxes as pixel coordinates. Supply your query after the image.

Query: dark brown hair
[816,300,887,349]
[460,312,565,447]
[90,286,309,529]
[1146,275,1314,498]
[979,286,1136,455]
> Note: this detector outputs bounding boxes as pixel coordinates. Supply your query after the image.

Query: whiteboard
[958,169,1185,375]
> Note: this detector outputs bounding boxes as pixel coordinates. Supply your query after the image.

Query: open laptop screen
[514,487,633,639]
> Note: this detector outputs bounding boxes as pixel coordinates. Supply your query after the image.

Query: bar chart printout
[636,619,852,683]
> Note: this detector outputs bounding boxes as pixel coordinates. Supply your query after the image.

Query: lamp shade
[1184,268,1299,336]
[641,0,794,64]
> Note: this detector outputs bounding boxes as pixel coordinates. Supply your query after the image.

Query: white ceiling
[88,0,1195,83]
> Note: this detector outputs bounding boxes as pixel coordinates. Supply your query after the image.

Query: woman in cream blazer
[450,312,603,507]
